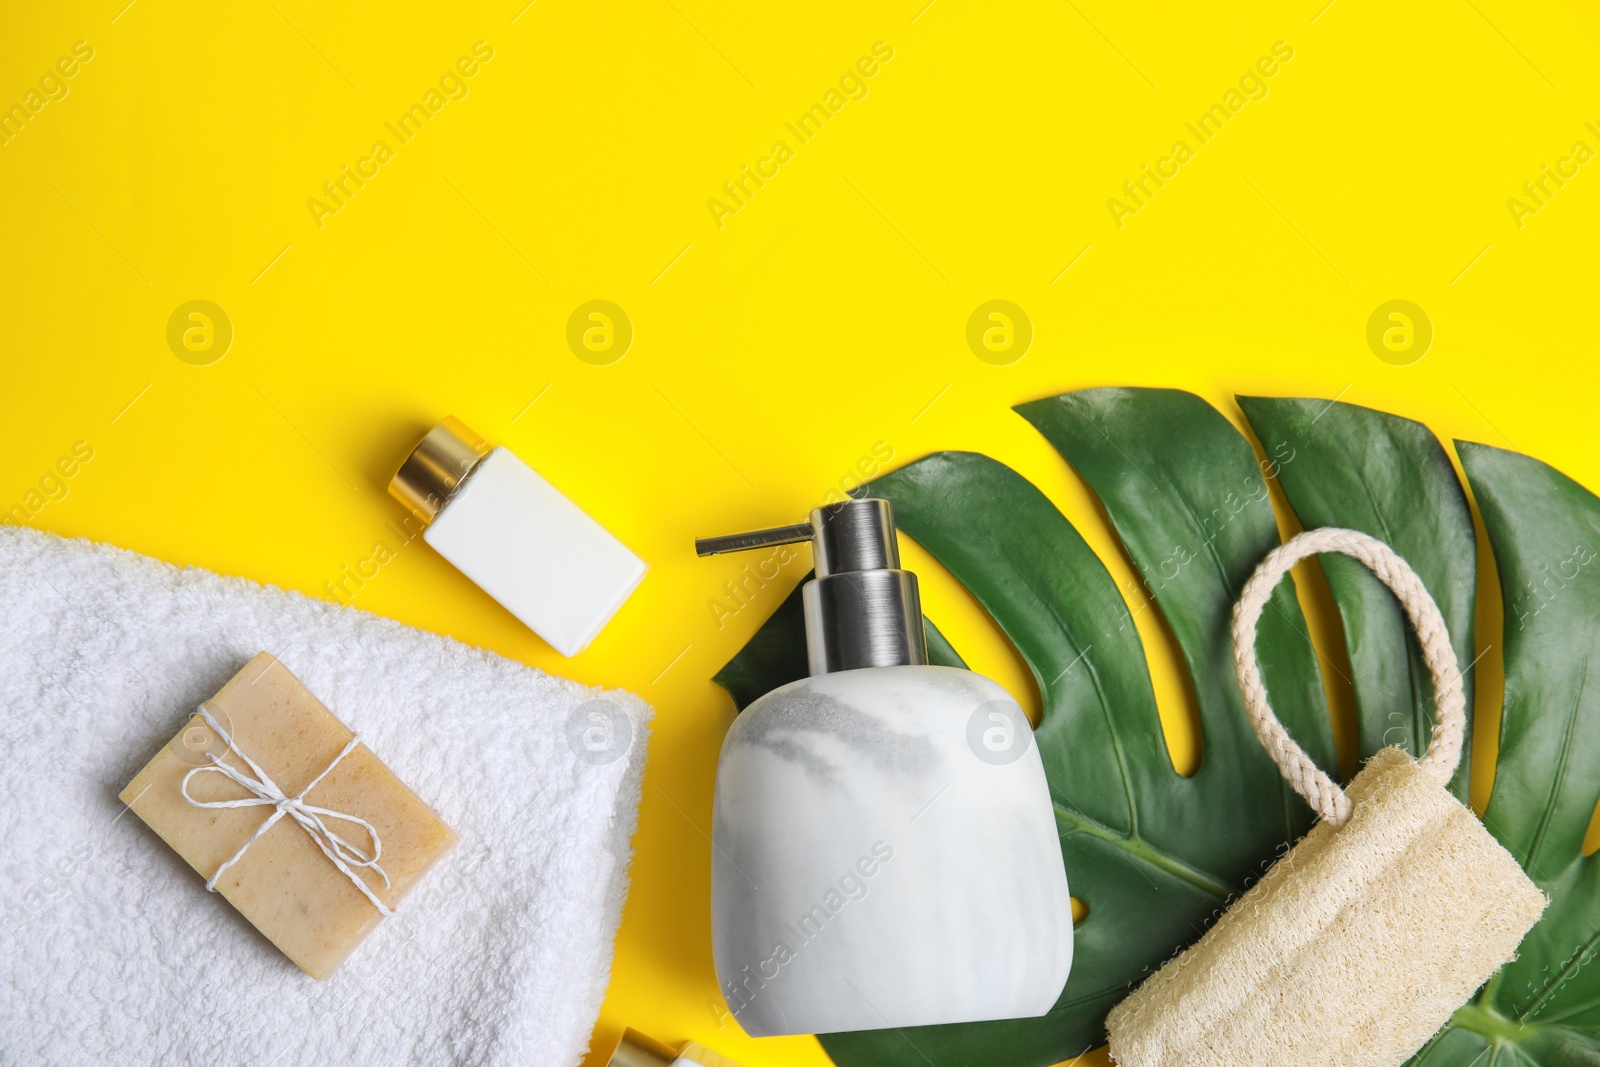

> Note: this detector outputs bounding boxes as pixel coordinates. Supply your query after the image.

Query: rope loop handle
[1231,527,1466,828]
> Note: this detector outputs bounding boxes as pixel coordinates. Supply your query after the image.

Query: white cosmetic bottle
[389,417,647,657]
[696,499,1072,1037]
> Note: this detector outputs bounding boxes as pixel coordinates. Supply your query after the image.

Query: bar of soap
[120,652,458,979]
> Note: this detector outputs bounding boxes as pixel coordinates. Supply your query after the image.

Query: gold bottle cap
[606,1028,678,1067]
[388,416,491,524]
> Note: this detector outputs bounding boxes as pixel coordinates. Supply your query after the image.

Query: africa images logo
[306,42,495,230]
[1106,41,1295,229]
[722,841,895,1019]
[0,41,94,148]
[706,42,895,229]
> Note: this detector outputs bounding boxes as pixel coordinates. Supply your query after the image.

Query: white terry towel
[0,526,651,1066]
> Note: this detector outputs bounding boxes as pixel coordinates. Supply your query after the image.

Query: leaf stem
[1448,1002,1530,1043]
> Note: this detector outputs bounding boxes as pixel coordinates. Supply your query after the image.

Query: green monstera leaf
[1238,395,1477,803]
[711,387,1600,1066]
[1413,441,1600,1065]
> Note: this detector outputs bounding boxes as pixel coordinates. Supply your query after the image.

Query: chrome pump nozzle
[696,498,927,676]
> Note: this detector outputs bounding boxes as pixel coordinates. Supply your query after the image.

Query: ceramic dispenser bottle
[696,498,1072,1037]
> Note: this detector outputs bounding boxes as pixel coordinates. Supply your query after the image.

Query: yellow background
[3,0,1597,1064]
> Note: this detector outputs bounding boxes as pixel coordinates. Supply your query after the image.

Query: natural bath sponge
[1107,528,1547,1067]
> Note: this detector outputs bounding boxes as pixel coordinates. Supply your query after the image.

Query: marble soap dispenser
[696,498,1072,1037]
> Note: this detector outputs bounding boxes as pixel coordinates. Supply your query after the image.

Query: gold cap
[605,1028,678,1067]
[388,416,490,524]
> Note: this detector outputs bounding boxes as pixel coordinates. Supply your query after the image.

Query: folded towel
[0,526,651,1066]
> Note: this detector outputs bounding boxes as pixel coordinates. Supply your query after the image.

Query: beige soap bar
[121,652,458,979]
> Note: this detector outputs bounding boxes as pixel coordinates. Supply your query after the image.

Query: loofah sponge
[1107,528,1547,1067]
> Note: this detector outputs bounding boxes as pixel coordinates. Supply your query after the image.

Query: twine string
[179,707,395,917]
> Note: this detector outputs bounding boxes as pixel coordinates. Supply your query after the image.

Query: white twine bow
[179,707,395,918]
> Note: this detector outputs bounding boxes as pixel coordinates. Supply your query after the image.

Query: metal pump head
[696,498,928,676]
